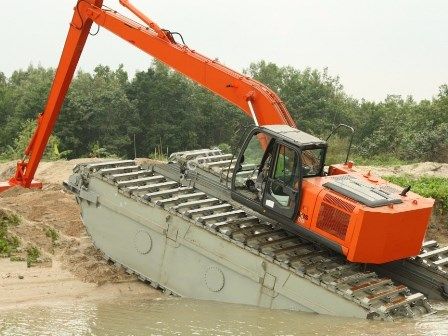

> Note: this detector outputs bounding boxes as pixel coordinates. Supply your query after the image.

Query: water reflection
[0,298,447,336]
[0,302,97,336]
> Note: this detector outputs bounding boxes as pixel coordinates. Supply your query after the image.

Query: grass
[5,213,20,226]
[0,236,20,257]
[44,227,59,245]
[26,246,40,267]
[0,211,21,257]
[383,175,448,212]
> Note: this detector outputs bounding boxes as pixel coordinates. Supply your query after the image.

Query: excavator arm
[0,0,295,192]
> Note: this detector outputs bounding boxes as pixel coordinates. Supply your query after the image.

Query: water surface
[1,298,447,336]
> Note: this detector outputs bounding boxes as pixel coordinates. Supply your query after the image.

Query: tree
[56,65,140,158]
[0,66,54,153]
[0,62,447,164]
[246,61,356,137]
[0,119,62,160]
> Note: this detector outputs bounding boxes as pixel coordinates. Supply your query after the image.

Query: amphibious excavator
[1,0,447,320]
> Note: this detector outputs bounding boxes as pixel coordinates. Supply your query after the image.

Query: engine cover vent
[316,194,354,241]
[323,193,356,213]
[323,176,403,208]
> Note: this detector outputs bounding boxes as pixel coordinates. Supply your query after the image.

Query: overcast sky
[1,0,447,101]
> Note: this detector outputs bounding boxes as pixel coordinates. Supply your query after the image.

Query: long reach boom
[0,0,295,192]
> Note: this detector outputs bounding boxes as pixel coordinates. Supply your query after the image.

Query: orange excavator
[0,0,434,265]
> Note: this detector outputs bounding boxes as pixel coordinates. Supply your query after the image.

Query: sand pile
[0,184,139,285]
[358,162,448,178]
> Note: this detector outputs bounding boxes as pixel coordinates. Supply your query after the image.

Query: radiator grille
[316,193,355,241]
[316,204,350,240]
[323,193,356,213]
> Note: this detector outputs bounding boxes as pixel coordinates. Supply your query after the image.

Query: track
[65,156,440,320]
[171,148,448,302]
[373,240,448,301]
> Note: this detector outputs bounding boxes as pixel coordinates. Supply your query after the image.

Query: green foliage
[0,66,54,153]
[351,154,409,167]
[89,142,115,158]
[246,61,357,137]
[0,119,64,160]
[57,65,139,158]
[217,143,232,154]
[0,212,21,257]
[126,61,246,157]
[357,95,448,163]
[0,62,446,165]
[4,213,20,226]
[148,143,169,161]
[383,175,448,211]
[44,227,59,245]
[26,245,40,267]
[325,135,352,165]
[0,237,19,257]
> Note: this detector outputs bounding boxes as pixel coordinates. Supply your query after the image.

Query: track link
[374,240,448,301]
[415,240,448,275]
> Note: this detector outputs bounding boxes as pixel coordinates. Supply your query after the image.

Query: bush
[89,142,116,158]
[383,175,448,212]
[44,227,59,245]
[26,246,40,267]
[0,212,21,257]
[217,143,232,154]
[0,119,66,161]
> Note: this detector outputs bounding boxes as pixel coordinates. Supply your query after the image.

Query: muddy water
[0,298,447,336]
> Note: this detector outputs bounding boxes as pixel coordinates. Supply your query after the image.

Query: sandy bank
[0,158,162,310]
[0,258,159,311]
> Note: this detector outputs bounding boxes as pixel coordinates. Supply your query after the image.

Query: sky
[1,0,447,101]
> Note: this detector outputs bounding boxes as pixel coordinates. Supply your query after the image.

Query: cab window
[273,145,299,189]
[301,148,325,177]
[234,131,272,201]
[269,144,300,207]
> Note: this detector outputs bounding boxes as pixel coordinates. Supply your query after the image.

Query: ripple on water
[0,299,447,336]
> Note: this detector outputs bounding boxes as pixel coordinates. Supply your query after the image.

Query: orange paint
[297,165,434,263]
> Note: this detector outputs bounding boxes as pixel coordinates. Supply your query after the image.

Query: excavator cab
[231,125,327,222]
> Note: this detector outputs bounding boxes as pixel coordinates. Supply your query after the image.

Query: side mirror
[240,154,245,164]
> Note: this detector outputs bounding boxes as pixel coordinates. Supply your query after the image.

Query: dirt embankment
[358,162,448,179]
[0,158,161,310]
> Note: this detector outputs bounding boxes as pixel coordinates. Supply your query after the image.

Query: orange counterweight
[297,166,434,264]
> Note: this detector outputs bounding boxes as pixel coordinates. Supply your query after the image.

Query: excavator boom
[0,0,295,192]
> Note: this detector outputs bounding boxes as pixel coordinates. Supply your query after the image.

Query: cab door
[262,142,301,220]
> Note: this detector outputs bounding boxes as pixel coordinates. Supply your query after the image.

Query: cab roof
[261,125,327,148]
